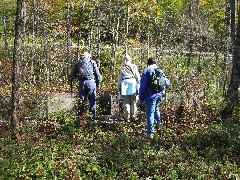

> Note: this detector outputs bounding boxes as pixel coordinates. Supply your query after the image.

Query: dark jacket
[139,64,170,102]
[69,57,102,87]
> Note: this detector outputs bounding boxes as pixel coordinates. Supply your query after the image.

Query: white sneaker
[144,132,153,139]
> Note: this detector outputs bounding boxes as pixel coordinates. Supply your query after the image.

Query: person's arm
[68,61,79,96]
[139,73,148,102]
[68,61,79,83]
[133,64,141,83]
[92,60,102,88]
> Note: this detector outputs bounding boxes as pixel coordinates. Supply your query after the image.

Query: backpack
[78,60,94,80]
[149,68,166,93]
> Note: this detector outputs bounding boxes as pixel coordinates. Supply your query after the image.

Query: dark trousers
[77,79,97,122]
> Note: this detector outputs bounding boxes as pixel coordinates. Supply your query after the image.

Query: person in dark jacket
[69,52,102,127]
[139,57,170,139]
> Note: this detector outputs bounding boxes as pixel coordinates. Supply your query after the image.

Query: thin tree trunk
[32,0,36,43]
[2,0,8,47]
[77,2,85,60]
[222,0,240,118]
[196,0,202,74]
[147,15,150,59]
[94,0,101,65]
[11,0,25,140]
[223,0,231,97]
[125,0,129,54]
[88,0,93,51]
[43,0,50,118]
[66,0,72,76]
[111,0,120,64]
[187,0,193,68]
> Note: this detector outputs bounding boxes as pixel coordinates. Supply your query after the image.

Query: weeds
[0,110,240,179]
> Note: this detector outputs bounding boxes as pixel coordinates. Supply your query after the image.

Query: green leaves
[1,113,240,179]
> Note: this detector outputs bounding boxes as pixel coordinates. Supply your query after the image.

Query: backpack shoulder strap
[124,64,134,77]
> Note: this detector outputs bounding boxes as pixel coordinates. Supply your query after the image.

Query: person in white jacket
[118,54,140,122]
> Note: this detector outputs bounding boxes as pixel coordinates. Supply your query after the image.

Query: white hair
[125,54,132,65]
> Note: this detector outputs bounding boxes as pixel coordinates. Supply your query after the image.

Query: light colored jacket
[118,63,140,89]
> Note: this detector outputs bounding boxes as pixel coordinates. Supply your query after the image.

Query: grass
[0,111,240,179]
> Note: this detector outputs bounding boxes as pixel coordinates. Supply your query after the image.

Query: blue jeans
[78,79,96,120]
[145,95,162,135]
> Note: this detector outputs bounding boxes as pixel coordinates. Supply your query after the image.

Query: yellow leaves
[200,0,224,7]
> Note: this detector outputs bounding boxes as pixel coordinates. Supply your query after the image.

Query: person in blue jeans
[139,57,170,139]
[69,52,102,127]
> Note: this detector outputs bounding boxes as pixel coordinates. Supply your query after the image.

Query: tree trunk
[221,0,240,118]
[88,0,93,51]
[66,0,72,76]
[147,15,150,59]
[77,2,85,60]
[94,0,101,65]
[2,0,8,47]
[187,0,193,68]
[11,0,25,140]
[111,0,120,65]
[222,0,231,97]
[125,0,129,54]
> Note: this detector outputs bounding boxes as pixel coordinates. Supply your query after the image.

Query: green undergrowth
[0,112,240,179]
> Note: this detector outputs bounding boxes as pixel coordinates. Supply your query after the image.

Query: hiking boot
[144,132,153,139]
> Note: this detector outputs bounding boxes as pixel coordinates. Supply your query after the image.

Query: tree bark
[66,0,72,76]
[125,0,129,54]
[2,0,8,47]
[11,0,25,140]
[187,0,193,68]
[88,0,93,51]
[221,0,240,118]
[94,0,101,65]
[77,2,85,60]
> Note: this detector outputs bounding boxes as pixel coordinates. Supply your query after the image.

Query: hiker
[118,54,140,122]
[69,52,102,127]
[138,57,170,139]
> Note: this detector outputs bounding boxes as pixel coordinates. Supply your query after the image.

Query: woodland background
[0,0,240,179]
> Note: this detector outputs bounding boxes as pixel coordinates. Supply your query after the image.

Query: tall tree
[221,0,240,118]
[11,0,25,139]
[93,0,101,64]
[124,0,129,54]
[77,1,86,60]
[2,0,8,47]
[66,0,72,76]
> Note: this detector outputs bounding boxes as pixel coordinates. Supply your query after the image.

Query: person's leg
[123,95,131,121]
[154,95,163,127]
[87,80,97,122]
[77,81,87,127]
[130,95,137,120]
[145,97,157,135]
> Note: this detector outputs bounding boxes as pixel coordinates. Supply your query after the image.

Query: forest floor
[0,109,240,179]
